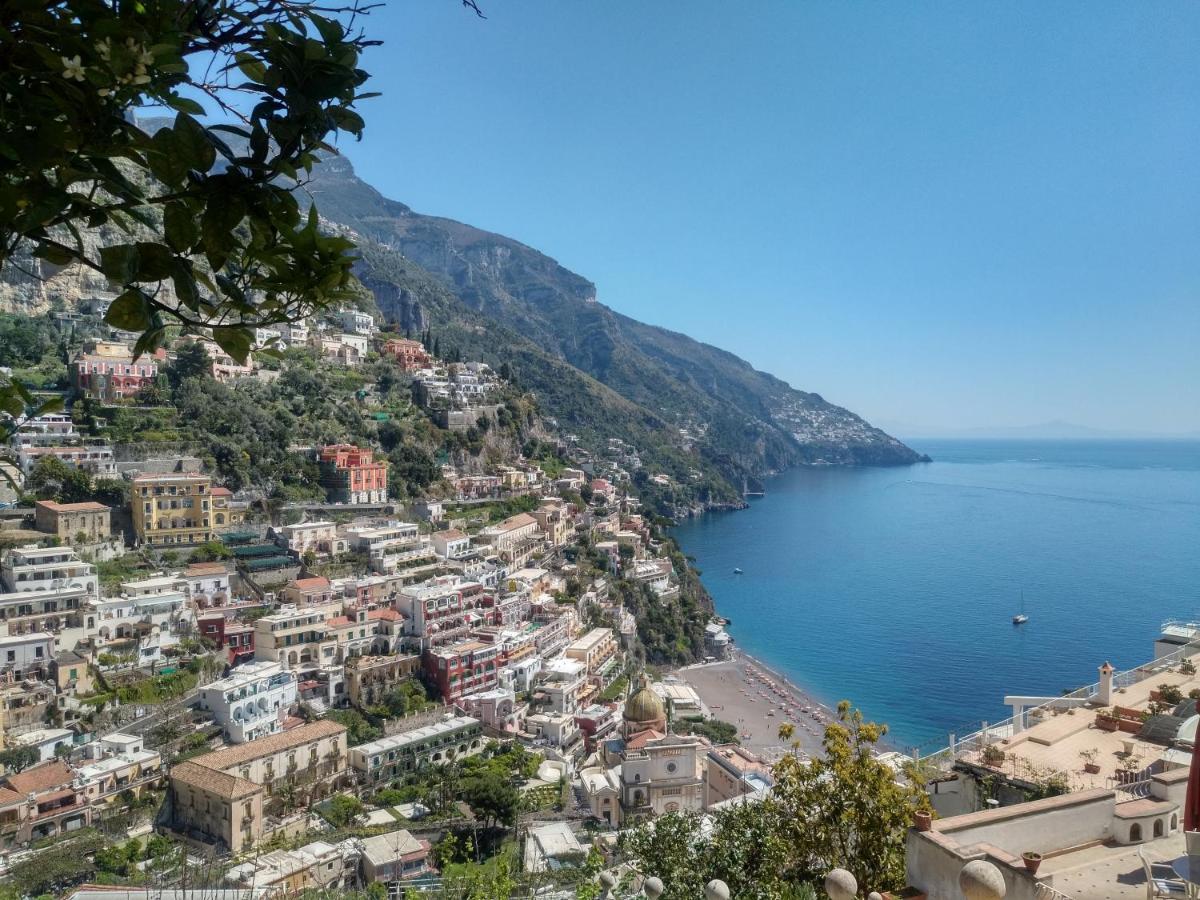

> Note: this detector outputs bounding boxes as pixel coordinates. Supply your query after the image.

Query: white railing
[918,630,1200,764]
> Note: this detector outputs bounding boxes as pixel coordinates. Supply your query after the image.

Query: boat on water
[1012,589,1029,625]
[733,567,743,574]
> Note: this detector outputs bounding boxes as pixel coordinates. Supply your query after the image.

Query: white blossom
[61,55,86,82]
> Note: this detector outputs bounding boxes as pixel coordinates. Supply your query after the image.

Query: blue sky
[344,2,1199,435]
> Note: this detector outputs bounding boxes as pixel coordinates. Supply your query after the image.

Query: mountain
[0,136,928,512]
[305,155,927,501]
[899,420,1200,440]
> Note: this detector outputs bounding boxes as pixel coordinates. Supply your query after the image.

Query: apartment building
[0,547,94,635]
[2,545,98,597]
[394,577,489,650]
[0,632,54,680]
[360,830,433,885]
[253,606,336,671]
[318,445,387,504]
[198,661,298,743]
[532,499,572,548]
[477,513,542,563]
[131,471,214,546]
[73,733,163,813]
[344,653,421,709]
[338,308,374,335]
[183,562,231,605]
[277,520,341,557]
[381,338,431,372]
[282,576,335,608]
[424,639,502,703]
[168,720,348,853]
[347,521,422,557]
[70,342,164,402]
[17,444,117,477]
[33,501,110,543]
[564,627,620,678]
[349,716,484,783]
[0,759,91,845]
[432,529,471,559]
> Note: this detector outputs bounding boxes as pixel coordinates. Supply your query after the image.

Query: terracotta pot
[1084,762,1101,774]
[1023,853,1042,875]
[914,810,933,832]
[1097,717,1119,732]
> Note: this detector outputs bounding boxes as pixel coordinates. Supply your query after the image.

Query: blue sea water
[671,440,1200,752]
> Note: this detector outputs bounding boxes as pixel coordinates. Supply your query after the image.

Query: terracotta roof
[186,562,227,576]
[436,529,467,540]
[35,500,109,513]
[291,577,331,591]
[624,728,665,751]
[210,487,232,496]
[191,719,346,772]
[170,760,260,800]
[325,616,353,627]
[6,759,73,795]
[367,609,402,622]
[497,513,537,532]
[0,786,24,807]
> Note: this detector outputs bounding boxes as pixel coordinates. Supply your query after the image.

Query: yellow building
[131,472,214,546]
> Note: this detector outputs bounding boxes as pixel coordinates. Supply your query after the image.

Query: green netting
[242,556,294,571]
[232,544,278,558]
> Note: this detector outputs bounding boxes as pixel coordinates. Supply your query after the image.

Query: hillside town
[0,304,751,898]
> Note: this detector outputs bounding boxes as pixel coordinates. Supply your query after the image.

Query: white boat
[733,567,744,574]
[1013,589,1029,625]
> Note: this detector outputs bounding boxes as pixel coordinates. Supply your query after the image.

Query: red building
[382,338,432,372]
[424,639,502,703]
[197,614,256,665]
[317,444,388,504]
[71,347,166,403]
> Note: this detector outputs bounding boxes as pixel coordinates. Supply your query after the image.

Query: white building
[432,529,471,560]
[2,545,98,598]
[277,520,341,557]
[0,631,54,679]
[197,660,298,743]
[338,308,375,335]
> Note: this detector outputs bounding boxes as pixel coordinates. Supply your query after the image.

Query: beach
[678,651,835,763]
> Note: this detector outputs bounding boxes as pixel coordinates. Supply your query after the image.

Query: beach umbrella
[1187,736,1200,832]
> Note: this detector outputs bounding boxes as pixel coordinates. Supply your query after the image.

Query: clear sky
[345,2,1199,436]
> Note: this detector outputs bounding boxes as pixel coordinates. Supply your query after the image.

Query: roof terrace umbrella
[1186,733,1200,832]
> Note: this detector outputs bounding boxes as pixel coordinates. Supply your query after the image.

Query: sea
[671,439,1200,753]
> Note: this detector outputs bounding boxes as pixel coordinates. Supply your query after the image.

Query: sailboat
[1012,590,1029,625]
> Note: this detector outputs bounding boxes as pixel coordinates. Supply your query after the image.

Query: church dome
[624,674,665,725]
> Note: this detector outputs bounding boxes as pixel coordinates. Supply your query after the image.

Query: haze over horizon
[346,2,1199,436]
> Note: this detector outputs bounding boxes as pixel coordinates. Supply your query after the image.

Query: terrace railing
[916,627,1200,765]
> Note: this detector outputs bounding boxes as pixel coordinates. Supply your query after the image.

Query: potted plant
[914,810,933,832]
[1022,851,1043,875]
[981,744,1006,767]
[1080,748,1101,775]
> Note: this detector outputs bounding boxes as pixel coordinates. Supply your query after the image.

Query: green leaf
[165,95,205,116]
[211,326,253,365]
[34,242,77,266]
[133,242,175,281]
[173,114,216,173]
[105,290,153,332]
[235,52,267,84]
[99,244,139,283]
[163,202,198,253]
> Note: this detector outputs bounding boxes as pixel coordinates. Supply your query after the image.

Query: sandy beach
[678,651,837,763]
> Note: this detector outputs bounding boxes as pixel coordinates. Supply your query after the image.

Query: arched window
[1172,813,1179,831]
[1130,823,1143,842]
[1154,819,1164,838]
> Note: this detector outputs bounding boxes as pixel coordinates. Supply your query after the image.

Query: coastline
[676,649,838,763]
